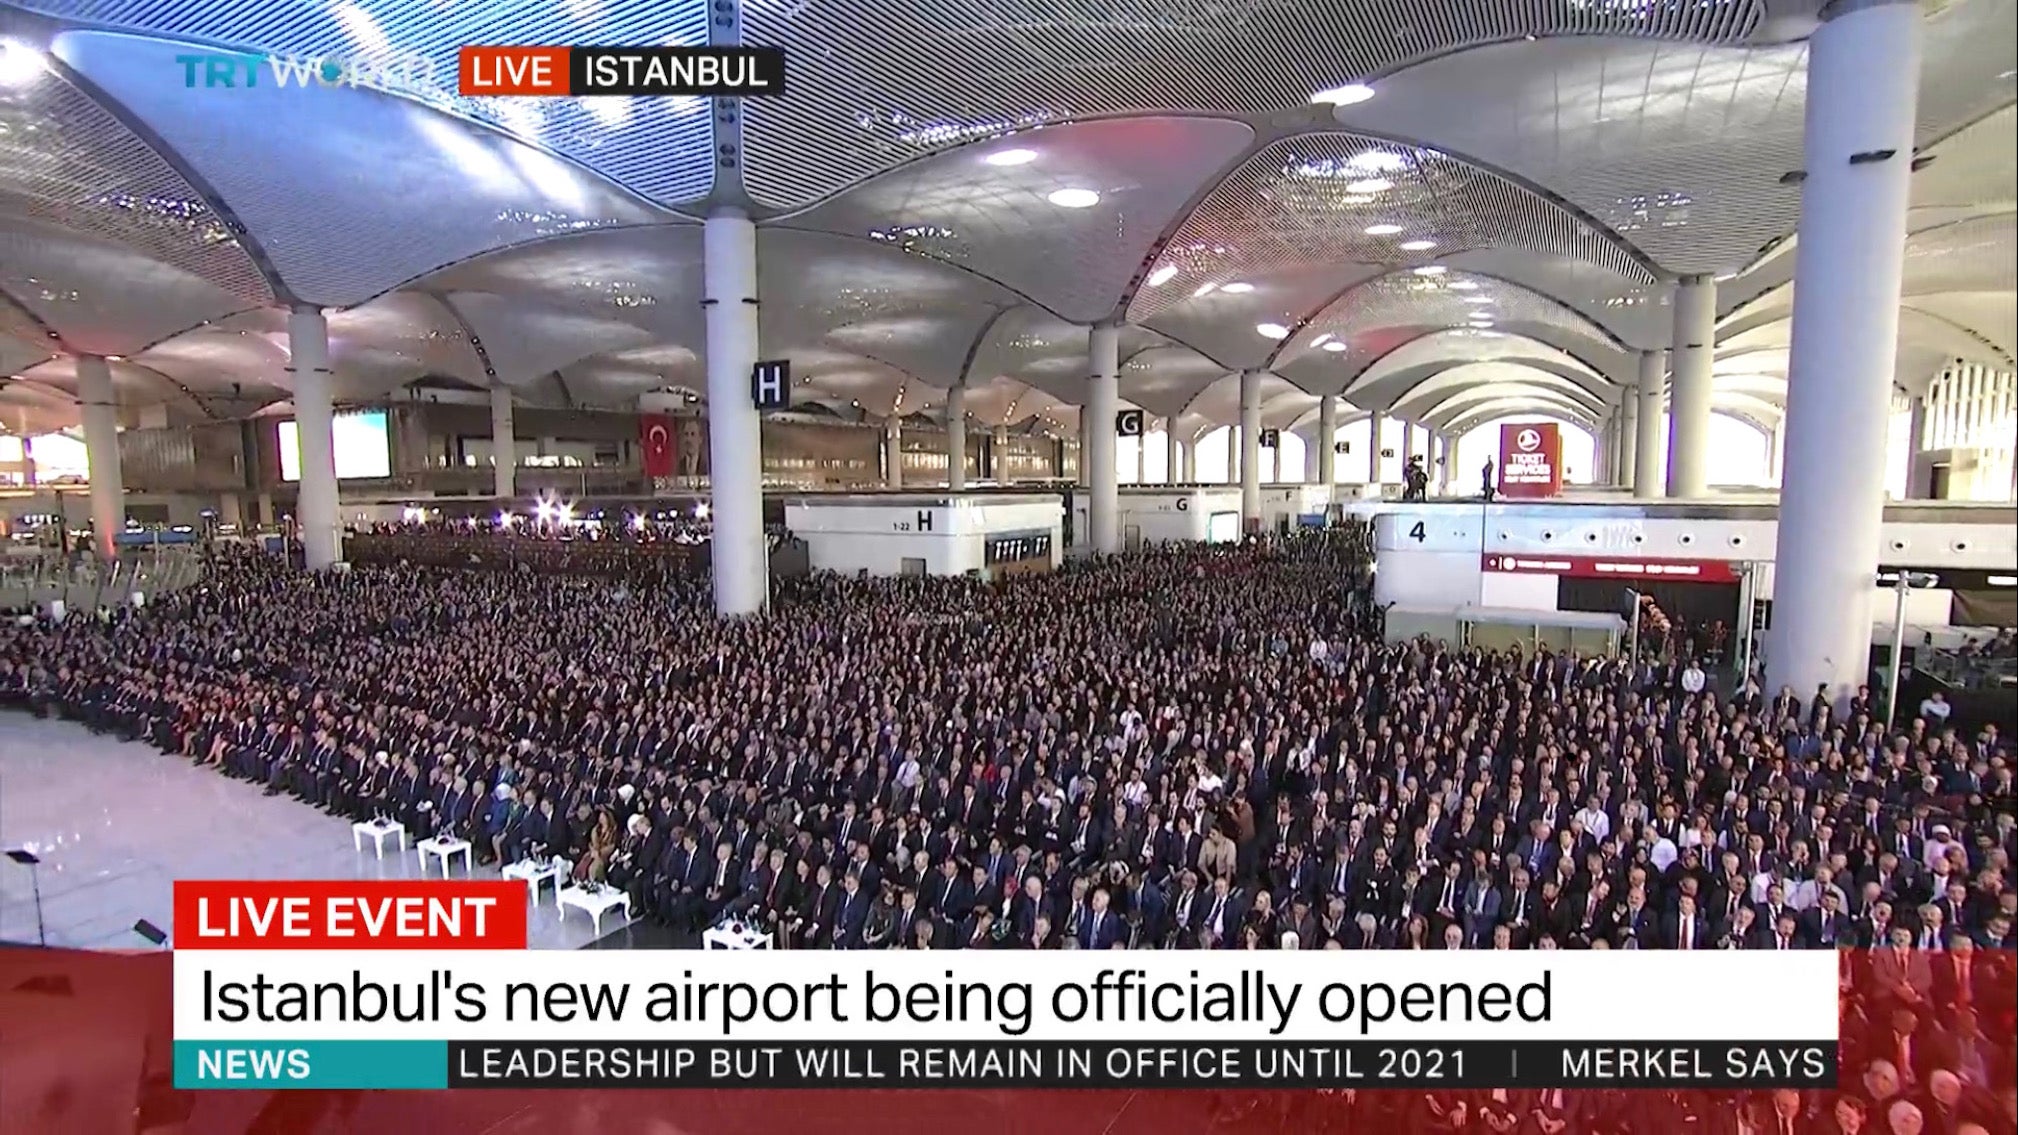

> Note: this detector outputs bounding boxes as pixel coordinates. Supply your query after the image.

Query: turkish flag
[640,414,675,478]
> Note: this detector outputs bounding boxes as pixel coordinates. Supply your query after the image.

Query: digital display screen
[986,531,1052,565]
[279,410,392,481]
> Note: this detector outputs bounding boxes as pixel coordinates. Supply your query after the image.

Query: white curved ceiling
[1,0,2012,440]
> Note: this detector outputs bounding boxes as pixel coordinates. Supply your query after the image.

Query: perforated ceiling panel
[739,0,1766,210]
[1347,332,1602,400]
[421,225,705,345]
[1389,362,1608,421]
[965,306,1100,403]
[132,328,290,402]
[1903,213,2017,296]
[563,343,705,408]
[1912,104,2016,219]
[321,292,485,398]
[1119,344,1233,419]
[1343,0,2017,277]
[1136,263,1386,372]
[1129,132,1652,325]
[0,216,249,355]
[1274,270,1627,395]
[1433,249,1669,348]
[19,0,717,204]
[785,117,1256,324]
[440,292,656,389]
[0,57,271,303]
[53,31,664,307]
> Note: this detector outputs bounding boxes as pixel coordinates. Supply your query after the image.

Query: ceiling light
[0,40,45,86]
[1311,84,1376,107]
[1322,340,1348,353]
[1463,294,1494,304]
[1145,265,1178,287]
[1310,333,1334,348]
[1192,282,1219,298]
[1047,188,1100,208]
[1399,239,1438,252]
[1256,323,1290,339]
[1347,150,1410,174]
[1220,282,1254,294]
[1413,265,1448,276]
[1345,178,1393,194]
[1469,319,1495,327]
[1447,280,1479,291]
[987,148,1038,167]
[1364,223,1404,236]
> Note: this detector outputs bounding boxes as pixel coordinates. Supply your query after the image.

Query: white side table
[416,837,473,877]
[557,885,631,937]
[502,858,569,906]
[352,819,407,859]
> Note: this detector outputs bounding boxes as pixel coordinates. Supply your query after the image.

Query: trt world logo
[176,50,438,96]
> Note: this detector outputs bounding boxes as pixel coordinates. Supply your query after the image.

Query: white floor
[0,714,613,950]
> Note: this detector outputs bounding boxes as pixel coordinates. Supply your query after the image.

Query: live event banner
[170,881,1840,1091]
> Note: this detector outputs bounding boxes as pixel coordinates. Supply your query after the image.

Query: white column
[1236,369,1262,526]
[1317,396,1337,486]
[883,416,904,489]
[992,424,1010,483]
[1134,422,1147,485]
[1666,275,1716,497]
[703,209,767,615]
[1165,417,1182,485]
[945,385,967,491]
[286,309,342,569]
[1366,415,1383,484]
[489,385,515,500]
[1768,416,1786,486]
[1768,0,1921,705]
[75,354,125,559]
[1619,394,1638,488]
[18,431,35,487]
[1903,395,1929,498]
[1087,324,1120,554]
[1633,349,1665,499]
[1302,429,1319,483]
[1400,419,1417,466]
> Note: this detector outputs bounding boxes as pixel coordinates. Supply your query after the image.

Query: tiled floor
[0,714,665,950]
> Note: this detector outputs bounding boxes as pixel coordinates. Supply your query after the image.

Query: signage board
[1497,421,1562,498]
[1481,553,1739,585]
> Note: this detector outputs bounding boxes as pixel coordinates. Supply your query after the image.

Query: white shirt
[1575,806,1611,842]
[1920,697,1951,721]
[1681,666,1707,694]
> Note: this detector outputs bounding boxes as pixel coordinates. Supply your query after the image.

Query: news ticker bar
[175,1040,1837,1091]
[456,46,785,97]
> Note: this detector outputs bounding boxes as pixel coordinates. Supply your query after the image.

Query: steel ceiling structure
[0,0,2012,443]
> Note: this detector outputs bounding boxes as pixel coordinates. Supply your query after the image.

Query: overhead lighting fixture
[1145,265,1178,287]
[1347,150,1410,174]
[1345,178,1393,194]
[1399,239,1438,252]
[1256,323,1290,339]
[1413,265,1448,276]
[987,148,1038,167]
[1311,84,1376,106]
[1219,282,1254,294]
[1310,333,1334,348]
[1447,280,1479,291]
[1322,340,1348,353]
[1047,188,1100,208]
[1364,223,1404,236]
[0,40,44,87]
[1192,282,1220,298]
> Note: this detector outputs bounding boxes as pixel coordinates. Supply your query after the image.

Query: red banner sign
[639,413,675,478]
[1497,421,1562,498]
[1482,553,1741,585]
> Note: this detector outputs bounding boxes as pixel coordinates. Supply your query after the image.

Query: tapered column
[1400,419,1417,466]
[75,355,125,559]
[1619,393,1639,488]
[993,425,1010,482]
[489,385,516,499]
[1165,417,1182,484]
[703,209,767,614]
[1366,415,1383,483]
[1633,350,1665,499]
[1317,396,1337,486]
[884,416,904,488]
[286,309,342,569]
[1086,324,1120,554]
[1134,421,1147,484]
[1666,276,1716,497]
[945,385,967,491]
[1903,395,1929,498]
[1768,0,1921,704]
[1303,429,1320,483]
[1238,369,1261,526]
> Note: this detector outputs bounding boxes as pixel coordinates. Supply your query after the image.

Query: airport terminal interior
[1,4,2017,1104]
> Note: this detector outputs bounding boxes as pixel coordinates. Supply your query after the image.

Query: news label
[457,46,786,97]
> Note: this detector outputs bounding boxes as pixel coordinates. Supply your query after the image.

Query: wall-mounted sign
[1497,421,1563,498]
[1259,428,1280,448]
[1115,409,1144,437]
[1379,447,1395,458]
[751,359,790,410]
[986,531,1053,565]
[1333,441,1350,454]
[1481,553,1740,585]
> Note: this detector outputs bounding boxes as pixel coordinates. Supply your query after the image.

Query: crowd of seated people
[2,531,2014,1129]
[342,514,711,579]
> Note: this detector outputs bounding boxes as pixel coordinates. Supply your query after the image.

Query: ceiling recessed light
[1399,239,1438,252]
[1192,282,1220,298]
[1468,319,1495,327]
[1464,295,1495,305]
[1347,150,1410,174]
[1256,323,1290,339]
[1310,333,1334,348]
[1220,282,1254,294]
[1145,265,1178,287]
[0,39,44,87]
[1345,178,1393,194]
[986,148,1037,166]
[1447,280,1478,291]
[1413,265,1448,276]
[1047,188,1100,208]
[1364,223,1404,236]
[1321,340,1348,353]
[1311,84,1375,107]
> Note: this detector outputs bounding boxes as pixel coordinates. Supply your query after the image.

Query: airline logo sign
[1482,554,1739,585]
[1498,422,1562,498]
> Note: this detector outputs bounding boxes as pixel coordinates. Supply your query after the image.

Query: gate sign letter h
[751,360,790,410]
